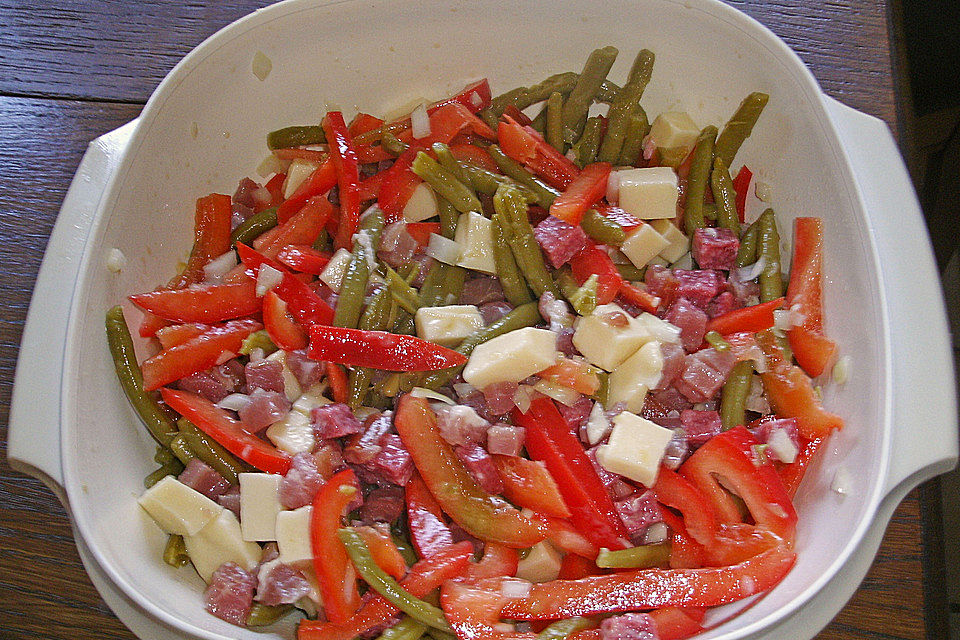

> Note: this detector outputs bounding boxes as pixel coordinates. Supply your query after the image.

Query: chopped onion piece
[203,250,238,283]
[217,393,253,412]
[500,578,532,598]
[513,385,537,414]
[533,379,581,407]
[248,348,265,362]
[411,103,431,139]
[766,427,798,464]
[585,400,611,445]
[426,233,463,266]
[411,387,456,404]
[453,382,476,398]
[258,154,287,178]
[734,255,766,282]
[256,264,284,296]
[252,50,273,81]
[833,355,852,385]
[831,466,852,495]
[106,248,126,273]
[643,522,669,545]
[606,170,621,203]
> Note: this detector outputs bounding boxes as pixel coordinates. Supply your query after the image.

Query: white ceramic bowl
[9,0,957,638]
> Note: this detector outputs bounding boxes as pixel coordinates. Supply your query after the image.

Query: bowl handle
[822,96,958,497]
[7,121,138,507]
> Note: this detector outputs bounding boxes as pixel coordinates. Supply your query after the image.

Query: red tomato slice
[705,297,785,335]
[491,455,572,518]
[168,193,233,289]
[262,290,308,351]
[307,326,467,372]
[570,244,623,305]
[348,112,385,137]
[449,143,499,172]
[537,357,601,395]
[276,244,331,275]
[497,116,580,189]
[649,607,705,640]
[129,281,260,323]
[354,525,408,580]
[378,147,423,221]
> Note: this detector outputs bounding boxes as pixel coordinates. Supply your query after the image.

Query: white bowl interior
[61,0,887,638]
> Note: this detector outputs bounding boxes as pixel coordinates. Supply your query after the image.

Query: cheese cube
[267,408,316,455]
[585,401,612,446]
[516,541,563,583]
[607,341,664,412]
[292,386,332,416]
[650,219,690,263]
[318,248,353,292]
[283,158,321,199]
[454,212,497,274]
[621,224,670,268]
[138,476,222,536]
[636,312,682,344]
[415,305,484,346]
[183,509,262,582]
[616,168,679,221]
[239,473,283,541]
[276,506,314,567]
[265,349,302,402]
[572,304,654,371]
[596,412,674,487]
[463,327,558,389]
[403,182,439,222]
[648,112,700,153]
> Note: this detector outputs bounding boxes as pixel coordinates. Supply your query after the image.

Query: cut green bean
[169,434,196,466]
[721,360,754,431]
[715,92,769,167]
[492,214,535,306]
[412,152,481,214]
[711,157,740,235]
[598,49,654,163]
[177,419,247,483]
[481,86,529,128]
[144,458,183,488]
[561,46,618,144]
[247,603,295,627]
[571,115,604,168]
[705,330,731,351]
[557,270,598,316]
[376,617,428,640]
[615,263,646,281]
[581,208,625,246]
[433,144,470,185]
[240,329,278,356]
[536,618,593,640]
[334,208,385,328]
[381,130,409,157]
[267,125,325,149]
[385,266,421,314]
[736,220,760,267]
[435,144,538,201]
[419,262,466,308]
[684,126,718,236]
[524,72,581,105]
[488,145,559,208]
[545,91,565,152]
[106,306,179,448]
[596,542,671,568]
[756,208,783,302]
[348,285,393,409]
[616,109,651,166]
[230,207,278,248]
[163,534,191,568]
[392,535,419,568]
[494,184,560,298]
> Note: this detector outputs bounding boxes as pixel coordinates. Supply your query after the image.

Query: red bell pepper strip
[430,78,493,114]
[323,112,363,250]
[159,388,291,474]
[549,162,611,226]
[558,552,600,580]
[263,172,286,209]
[732,165,753,223]
[273,148,327,163]
[137,310,171,338]
[169,193,234,290]
[570,244,623,305]
[276,244,331,275]
[142,319,262,391]
[378,147,423,221]
[404,222,442,246]
[494,546,796,619]
[308,326,467,372]
[298,541,474,640]
[395,395,546,548]
[755,330,844,439]
[497,116,580,189]
[618,281,661,314]
[786,217,838,377]
[255,195,333,257]
[491,455,572,518]
[441,580,536,640]
[262,290,308,351]
[129,281,260,324]
[276,160,337,224]
[321,363,347,404]
[464,543,520,580]
[513,398,630,550]
[397,102,497,147]
[651,467,720,546]
[310,469,362,623]
[236,242,335,326]
[348,112,385,137]
[680,426,797,543]
[406,473,455,558]
[357,170,386,203]
[660,509,706,569]
[594,203,644,233]
[502,104,534,127]
[155,323,209,349]
[703,523,786,568]
[532,513,600,559]
[778,436,824,498]
[649,607,705,640]
[705,296,785,336]
[354,525,408,580]
[450,143,499,172]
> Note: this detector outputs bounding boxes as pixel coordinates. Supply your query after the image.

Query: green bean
[154,445,177,466]
[684,126,718,236]
[598,49,655,163]
[239,329,278,356]
[230,208,278,247]
[247,603,295,627]
[169,434,196,466]
[702,203,718,221]
[488,145,559,208]
[348,286,393,409]
[267,125,325,149]
[711,157,740,235]
[424,630,457,640]
[163,534,190,568]
[756,208,783,302]
[581,209,625,246]
[419,262,466,308]
[571,116,604,168]
[736,220,760,267]
[715,92,769,167]
[705,330,731,351]
[338,529,452,632]
[392,310,417,336]
[481,86,529,128]
[381,130,409,157]
[106,306,179,447]
[557,270,598,316]
[536,618,593,640]
[412,152,481,214]
[437,197,460,240]
[616,109,650,166]
[561,47,618,144]
[596,78,621,103]
[721,360,754,431]
[334,208,385,328]
[376,616,428,640]
[177,419,247,484]
[434,144,536,201]
[144,458,183,488]
[392,535,419,567]
[433,144,471,185]
[491,214,535,306]
[545,91,565,152]
[596,542,671,569]
[494,184,561,298]
[524,72,581,105]
[615,263,646,281]
[385,266,421,314]
[529,104,547,133]
[419,301,542,389]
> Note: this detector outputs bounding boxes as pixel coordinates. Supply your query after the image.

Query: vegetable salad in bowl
[107,44,843,639]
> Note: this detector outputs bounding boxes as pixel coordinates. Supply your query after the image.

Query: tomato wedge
[549,162,611,226]
[237,242,335,327]
[537,357,601,395]
[310,469,362,623]
[159,388,291,474]
[378,147,423,221]
[497,116,580,189]
[307,326,467,372]
[570,244,624,305]
[129,281,260,324]
[262,290,308,351]
[155,323,209,349]
[786,217,838,377]
[491,454,572,518]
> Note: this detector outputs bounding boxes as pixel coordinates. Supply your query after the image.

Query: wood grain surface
[0,1,945,639]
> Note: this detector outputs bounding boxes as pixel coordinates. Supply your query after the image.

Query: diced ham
[435,404,489,446]
[204,562,257,626]
[556,396,594,435]
[178,459,231,500]
[680,409,723,446]
[727,273,761,307]
[378,222,420,269]
[482,381,520,416]
[600,612,660,640]
[615,490,663,540]
[360,485,406,524]
[233,177,261,211]
[479,301,513,325]
[455,443,503,494]
[586,446,634,499]
[692,227,739,270]
[218,485,241,517]
[486,425,525,456]
[238,389,291,431]
[751,417,800,447]
[280,452,326,509]
[231,202,254,230]
[644,265,676,300]
[674,348,737,403]
[261,542,280,564]
[312,403,364,439]
[648,387,693,413]
[245,359,285,394]
[458,390,498,423]
[534,215,588,268]
[344,412,393,464]
[673,269,725,310]
[665,297,709,353]
[539,291,573,332]
[461,276,506,306]
[286,349,324,390]
[655,342,686,390]
[707,290,739,318]
[366,434,414,486]
[255,560,312,606]
[555,326,577,357]
[178,360,244,403]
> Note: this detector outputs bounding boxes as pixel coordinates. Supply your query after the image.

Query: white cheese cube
[266,409,316,455]
[138,476,222,536]
[318,248,353,292]
[572,303,654,372]
[463,327,558,389]
[265,349,303,402]
[454,212,497,274]
[415,305,484,346]
[648,112,699,152]
[616,167,679,221]
[516,541,563,583]
[276,506,314,567]
[607,341,664,412]
[403,182,439,222]
[283,158,321,199]
[636,312,682,344]
[292,385,332,416]
[671,252,693,270]
[596,412,674,487]
[184,509,262,582]
[650,219,690,263]
[239,473,283,541]
[585,401,612,446]
[621,224,670,268]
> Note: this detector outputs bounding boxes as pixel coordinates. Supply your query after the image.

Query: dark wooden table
[0,1,946,638]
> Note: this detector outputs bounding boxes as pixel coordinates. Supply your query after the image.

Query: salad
[107,45,845,640]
